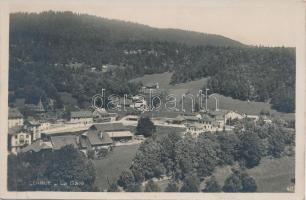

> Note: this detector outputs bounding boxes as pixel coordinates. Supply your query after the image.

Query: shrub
[180,175,200,192]
[144,180,160,192]
[117,170,135,189]
[165,181,179,192]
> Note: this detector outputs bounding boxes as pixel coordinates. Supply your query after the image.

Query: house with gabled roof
[8,108,24,128]
[79,129,113,155]
[20,138,52,154]
[8,127,32,154]
[90,123,133,142]
[70,110,94,125]
[92,109,118,123]
[50,135,79,150]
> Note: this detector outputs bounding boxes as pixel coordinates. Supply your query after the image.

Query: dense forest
[9,11,295,112]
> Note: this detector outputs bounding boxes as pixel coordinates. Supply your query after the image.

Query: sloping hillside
[9,11,295,113]
[10,11,243,48]
[130,72,294,119]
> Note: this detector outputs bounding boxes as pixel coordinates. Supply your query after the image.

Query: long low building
[90,123,133,142]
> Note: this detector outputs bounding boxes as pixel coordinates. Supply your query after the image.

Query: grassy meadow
[213,156,295,192]
[93,144,140,191]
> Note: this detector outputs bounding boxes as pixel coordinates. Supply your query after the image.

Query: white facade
[8,118,24,128]
[25,121,52,141]
[224,111,245,121]
[186,123,214,136]
[10,132,32,154]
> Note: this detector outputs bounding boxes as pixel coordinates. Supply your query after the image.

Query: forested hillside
[9,11,295,113]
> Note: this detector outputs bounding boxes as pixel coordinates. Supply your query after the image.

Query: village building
[92,108,118,123]
[24,119,51,141]
[130,96,148,111]
[20,134,78,154]
[20,138,53,154]
[50,135,79,150]
[146,82,159,89]
[8,128,32,154]
[224,110,245,123]
[199,115,214,131]
[90,123,133,142]
[206,110,244,131]
[170,113,201,125]
[101,64,119,73]
[79,129,113,154]
[70,110,94,125]
[186,123,206,137]
[124,115,139,121]
[183,115,201,124]
[118,98,133,109]
[261,115,273,124]
[8,108,24,128]
[140,82,161,96]
[246,114,260,121]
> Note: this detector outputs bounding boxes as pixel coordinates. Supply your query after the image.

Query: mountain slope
[9,11,295,113]
[10,11,243,47]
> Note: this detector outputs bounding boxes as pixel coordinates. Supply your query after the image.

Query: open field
[213,156,295,192]
[130,72,294,120]
[93,144,140,191]
[130,72,174,89]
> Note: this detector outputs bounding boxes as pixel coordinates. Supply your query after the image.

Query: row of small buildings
[167,109,266,136]
[7,107,132,155]
[19,123,134,156]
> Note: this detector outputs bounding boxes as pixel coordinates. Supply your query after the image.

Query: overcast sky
[9,0,304,47]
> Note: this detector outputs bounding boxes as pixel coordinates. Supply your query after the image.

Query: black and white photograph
[0,0,305,199]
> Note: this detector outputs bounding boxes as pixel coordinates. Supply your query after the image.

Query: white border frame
[0,1,305,199]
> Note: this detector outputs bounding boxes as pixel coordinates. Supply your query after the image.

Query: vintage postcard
[0,0,305,199]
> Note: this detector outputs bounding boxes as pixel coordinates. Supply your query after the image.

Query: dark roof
[183,116,199,121]
[8,127,23,135]
[90,123,128,132]
[84,130,113,146]
[71,111,93,118]
[209,110,229,117]
[20,140,53,153]
[24,120,40,127]
[51,135,78,150]
[200,115,213,122]
[9,108,23,119]
[93,109,118,117]
[80,136,91,149]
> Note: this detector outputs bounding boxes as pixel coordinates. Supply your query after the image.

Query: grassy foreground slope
[93,144,140,191]
[213,156,295,192]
